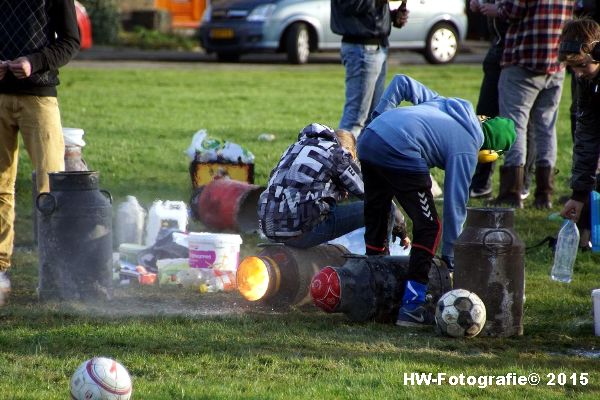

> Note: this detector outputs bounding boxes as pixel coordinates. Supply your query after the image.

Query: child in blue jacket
[358,74,516,327]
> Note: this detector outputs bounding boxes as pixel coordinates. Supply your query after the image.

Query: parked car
[198,0,467,64]
[75,0,93,50]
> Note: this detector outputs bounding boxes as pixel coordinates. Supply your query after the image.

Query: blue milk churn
[36,171,113,301]
[453,207,525,337]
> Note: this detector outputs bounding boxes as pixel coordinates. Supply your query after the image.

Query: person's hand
[8,57,32,79]
[479,3,499,17]
[0,61,7,80]
[560,199,584,222]
[393,6,409,28]
[469,0,481,13]
[400,236,411,249]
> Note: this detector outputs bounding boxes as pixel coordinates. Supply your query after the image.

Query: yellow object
[478,150,499,163]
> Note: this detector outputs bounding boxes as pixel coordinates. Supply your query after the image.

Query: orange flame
[237,256,270,301]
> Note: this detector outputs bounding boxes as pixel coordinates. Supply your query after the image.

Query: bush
[79,0,120,45]
[118,27,199,51]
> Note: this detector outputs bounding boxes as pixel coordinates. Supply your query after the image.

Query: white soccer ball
[435,289,486,338]
[70,357,132,400]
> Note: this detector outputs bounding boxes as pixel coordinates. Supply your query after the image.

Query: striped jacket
[258,123,364,239]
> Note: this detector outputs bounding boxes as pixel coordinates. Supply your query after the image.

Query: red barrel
[191,178,264,233]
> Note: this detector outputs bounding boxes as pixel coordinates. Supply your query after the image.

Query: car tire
[285,23,310,64]
[216,52,241,62]
[424,23,458,65]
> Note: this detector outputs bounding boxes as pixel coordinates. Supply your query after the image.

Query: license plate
[210,28,235,39]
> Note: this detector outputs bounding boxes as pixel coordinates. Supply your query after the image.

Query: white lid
[188,232,242,244]
[62,127,86,146]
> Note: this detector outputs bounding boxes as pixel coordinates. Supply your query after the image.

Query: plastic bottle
[176,268,208,288]
[199,270,236,293]
[551,219,580,283]
[590,191,600,253]
[145,200,188,246]
[115,196,146,246]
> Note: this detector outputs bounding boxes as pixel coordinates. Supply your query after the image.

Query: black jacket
[330,0,394,47]
[0,0,80,97]
[570,75,600,201]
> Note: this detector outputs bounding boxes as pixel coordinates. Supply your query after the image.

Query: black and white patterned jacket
[258,123,364,239]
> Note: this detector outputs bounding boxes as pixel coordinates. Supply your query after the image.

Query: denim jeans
[339,42,388,137]
[499,65,564,167]
[0,94,65,270]
[283,201,365,249]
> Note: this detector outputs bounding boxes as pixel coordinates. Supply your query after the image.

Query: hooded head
[480,117,516,152]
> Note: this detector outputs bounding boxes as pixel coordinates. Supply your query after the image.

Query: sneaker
[469,187,493,199]
[395,305,434,327]
[0,271,10,306]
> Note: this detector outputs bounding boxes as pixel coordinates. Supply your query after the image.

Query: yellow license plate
[210,28,235,39]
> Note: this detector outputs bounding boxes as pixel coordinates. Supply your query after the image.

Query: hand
[8,57,32,79]
[469,0,481,12]
[400,236,411,249]
[393,8,409,28]
[479,3,499,17]
[0,61,7,80]
[560,199,584,222]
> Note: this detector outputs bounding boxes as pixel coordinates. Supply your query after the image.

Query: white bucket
[188,232,242,272]
[145,200,188,246]
[592,289,600,336]
[62,127,86,147]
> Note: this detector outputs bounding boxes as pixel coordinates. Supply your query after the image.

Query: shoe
[470,187,493,199]
[0,271,10,306]
[395,305,434,327]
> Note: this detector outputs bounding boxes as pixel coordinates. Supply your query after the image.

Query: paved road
[73,41,487,67]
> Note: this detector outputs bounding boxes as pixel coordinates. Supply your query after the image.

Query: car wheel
[424,23,458,65]
[285,23,310,64]
[216,52,241,62]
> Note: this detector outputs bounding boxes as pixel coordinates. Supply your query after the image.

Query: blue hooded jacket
[357,74,483,259]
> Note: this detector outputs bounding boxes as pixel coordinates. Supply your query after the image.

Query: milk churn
[36,171,113,301]
[453,207,525,337]
[311,256,451,323]
[236,243,349,308]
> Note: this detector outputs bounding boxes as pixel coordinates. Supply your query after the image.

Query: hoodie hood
[297,123,337,142]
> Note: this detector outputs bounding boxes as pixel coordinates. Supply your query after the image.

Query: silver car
[199,0,467,64]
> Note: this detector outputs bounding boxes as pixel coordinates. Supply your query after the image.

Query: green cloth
[481,117,516,152]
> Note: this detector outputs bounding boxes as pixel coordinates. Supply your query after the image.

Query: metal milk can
[36,171,113,301]
[453,207,525,337]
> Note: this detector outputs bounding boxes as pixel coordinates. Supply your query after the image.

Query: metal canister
[36,171,113,301]
[453,207,525,337]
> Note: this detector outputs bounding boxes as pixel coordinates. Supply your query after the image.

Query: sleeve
[440,153,477,259]
[369,74,440,122]
[332,148,365,199]
[332,0,377,15]
[28,0,81,74]
[496,0,528,20]
[570,83,600,202]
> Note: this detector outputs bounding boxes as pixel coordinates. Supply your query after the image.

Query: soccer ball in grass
[435,289,486,338]
[70,357,132,400]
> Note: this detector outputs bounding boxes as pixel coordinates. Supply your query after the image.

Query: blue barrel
[36,171,113,301]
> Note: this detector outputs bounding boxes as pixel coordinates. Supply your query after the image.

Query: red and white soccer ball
[70,357,132,400]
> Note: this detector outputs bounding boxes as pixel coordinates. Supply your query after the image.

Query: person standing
[357,74,516,326]
[481,0,572,209]
[0,0,81,305]
[331,0,409,138]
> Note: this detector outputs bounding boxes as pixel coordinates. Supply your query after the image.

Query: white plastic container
[115,196,146,246]
[145,200,189,246]
[592,289,600,336]
[62,127,86,147]
[188,232,242,272]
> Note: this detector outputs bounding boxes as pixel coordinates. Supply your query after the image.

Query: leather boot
[491,166,524,208]
[534,166,554,209]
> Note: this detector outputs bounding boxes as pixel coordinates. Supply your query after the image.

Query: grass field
[2,61,600,399]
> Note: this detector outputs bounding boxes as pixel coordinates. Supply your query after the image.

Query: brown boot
[534,166,554,209]
[491,166,524,208]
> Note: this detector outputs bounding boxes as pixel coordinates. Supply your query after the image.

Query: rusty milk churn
[36,171,113,301]
[310,256,452,323]
[236,243,349,308]
[453,207,525,337]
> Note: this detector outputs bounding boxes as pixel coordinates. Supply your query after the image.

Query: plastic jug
[115,196,146,246]
[551,219,579,283]
[145,200,188,246]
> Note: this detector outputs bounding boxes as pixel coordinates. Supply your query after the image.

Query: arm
[27,0,80,75]
[332,148,364,199]
[370,74,440,121]
[493,0,528,20]
[440,153,476,259]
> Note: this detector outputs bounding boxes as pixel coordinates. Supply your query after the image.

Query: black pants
[361,160,441,284]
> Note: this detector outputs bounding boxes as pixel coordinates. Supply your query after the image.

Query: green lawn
[2,61,600,399]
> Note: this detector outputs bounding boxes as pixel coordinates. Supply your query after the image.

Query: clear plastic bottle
[551,219,580,283]
[199,270,236,293]
[115,196,146,246]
